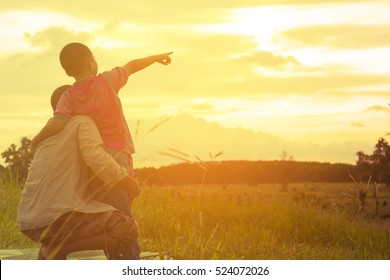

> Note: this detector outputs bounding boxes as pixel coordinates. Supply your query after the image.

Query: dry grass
[133,183,390,259]
[2,176,390,259]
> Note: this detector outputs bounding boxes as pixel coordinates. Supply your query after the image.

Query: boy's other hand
[117,176,141,199]
[155,52,173,65]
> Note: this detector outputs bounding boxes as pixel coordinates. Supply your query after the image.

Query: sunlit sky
[1,0,390,167]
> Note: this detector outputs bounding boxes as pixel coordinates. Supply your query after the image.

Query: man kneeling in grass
[17,85,140,260]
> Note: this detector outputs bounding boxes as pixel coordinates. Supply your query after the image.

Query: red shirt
[54,67,135,154]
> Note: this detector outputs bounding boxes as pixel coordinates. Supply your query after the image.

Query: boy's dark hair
[51,85,71,111]
[59,42,92,77]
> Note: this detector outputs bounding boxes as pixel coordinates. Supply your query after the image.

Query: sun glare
[1,1,390,167]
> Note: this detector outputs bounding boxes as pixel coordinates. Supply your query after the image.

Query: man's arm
[122,52,173,76]
[32,88,73,152]
[77,117,140,198]
[115,176,141,199]
[31,118,66,152]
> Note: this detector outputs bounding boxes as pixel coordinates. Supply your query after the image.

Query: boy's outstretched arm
[31,118,66,152]
[123,52,173,76]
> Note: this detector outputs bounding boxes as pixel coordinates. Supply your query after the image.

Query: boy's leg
[94,150,140,259]
[102,235,140,260]
[98,181,140,259]
[99,185,132,217]
[87,181,140,259]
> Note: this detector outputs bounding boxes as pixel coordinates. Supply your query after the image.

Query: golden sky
[1,0,390,167]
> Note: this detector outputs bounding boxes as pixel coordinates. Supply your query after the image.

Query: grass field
[1,174,390,259]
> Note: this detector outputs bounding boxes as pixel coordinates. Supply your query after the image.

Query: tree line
[135,160,356,186]
[1,136,390,186]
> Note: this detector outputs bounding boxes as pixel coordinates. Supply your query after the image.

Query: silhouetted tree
[356,137,390,186]
[1,137,33,183]
[279,150,294,191]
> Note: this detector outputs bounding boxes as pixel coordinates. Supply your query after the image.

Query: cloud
[1,23,389,104]
[214,73,390,97]
[1,0,390,167]
[351,122,364,127]
[282,25,390,49]
[26,26,94,50]
[129,113,376,167]
[190,103,215,112]
[363,105,390,113]
[108,32,263,97]
[0,1,234,26]
[139,29,258,57]
[234,51,300,68]
[0,1,373,17]
[0,27,97,98]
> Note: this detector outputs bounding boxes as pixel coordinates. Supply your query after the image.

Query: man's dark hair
[51,85,71,111]
[59,42,92,77]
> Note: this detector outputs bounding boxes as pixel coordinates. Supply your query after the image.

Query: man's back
[17,116,128,231]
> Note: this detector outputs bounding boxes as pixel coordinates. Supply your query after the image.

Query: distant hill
[128,113,370,168]
[130,113,280,167]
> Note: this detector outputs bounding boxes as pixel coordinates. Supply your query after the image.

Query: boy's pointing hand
[155,52,173,65]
